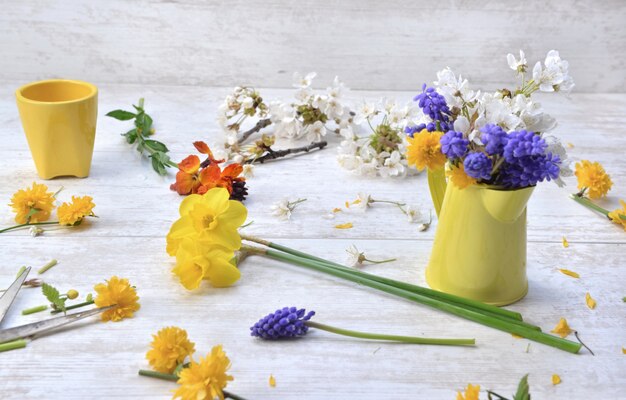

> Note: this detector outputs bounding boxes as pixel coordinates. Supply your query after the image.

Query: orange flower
[194,141,224,163]
[171,155,203,195]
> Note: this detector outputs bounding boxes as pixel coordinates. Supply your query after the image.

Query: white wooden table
[0,83,625,399]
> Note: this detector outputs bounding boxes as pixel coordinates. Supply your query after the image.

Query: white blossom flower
[270,198,306,220]
[507,50,527,72]
[241,96,254,110]
[544,134,572,187]
[29,226,43,237]
[293,72,317,89]
[242,164,255,178]
[352,193,372,211]
[379,151,407,178]
[327,76,346,99]
[306,120,327,142]
[354,102,378,125]
[434,67,478,109]
[345,245,366,267]
[532,50,574,93]
[404,205,422,223]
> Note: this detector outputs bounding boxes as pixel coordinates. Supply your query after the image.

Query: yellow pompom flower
[146,326,195,373]
[57,195,96,226]
[166,188,247,256]
[575,160,612,199]
[456,383,480,400]
[9,182,55,224]
[406,129,446,171]
[173,345,234,400]
[94,276,141,322]
[173,238,240,290]
[446,163,477,189]
[608,200,626,231]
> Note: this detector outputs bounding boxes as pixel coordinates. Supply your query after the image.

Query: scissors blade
[0,267,31,325]
[0,306,113,344]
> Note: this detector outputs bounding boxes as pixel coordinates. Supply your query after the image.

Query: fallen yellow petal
[622,347,626,354]
[352,199,362,205]
[585,292,596,310]
[332,208,342,213]
[567,142,575,149]
[558,268,580,279]
[562,237,569,248]
[551,318,573,338]
[345,201,350,208]
[269,374,276,388]
[335,222,354,229]
[511,333,523,339]
[552,374,561,385]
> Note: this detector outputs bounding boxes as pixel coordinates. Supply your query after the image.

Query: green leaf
[106,110,136,120]
[123,129,137,144]
[513,374,530,400]
[41,283,66,313]
[144,139,168,152]
[143,114,153,132]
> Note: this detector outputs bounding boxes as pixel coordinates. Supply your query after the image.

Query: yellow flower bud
[67,289,79,300]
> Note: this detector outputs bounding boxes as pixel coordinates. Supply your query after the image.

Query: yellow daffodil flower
[173,345,234,400]
[166,188,247,256]
[146,326,195,373]
[9,182,55,224]
[173,238,240,290]
[94,276,141,322]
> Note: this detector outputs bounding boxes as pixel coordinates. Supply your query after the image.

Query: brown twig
[245,141,327,164]
[238,118,271,144]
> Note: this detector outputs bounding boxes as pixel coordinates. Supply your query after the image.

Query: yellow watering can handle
[427,167,447,217]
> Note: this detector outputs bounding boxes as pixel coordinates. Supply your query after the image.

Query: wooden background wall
[0,0,624,92]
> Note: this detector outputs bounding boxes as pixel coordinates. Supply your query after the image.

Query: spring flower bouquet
[407,50,575,305]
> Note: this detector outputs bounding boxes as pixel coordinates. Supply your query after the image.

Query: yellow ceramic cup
[16,79,98,179]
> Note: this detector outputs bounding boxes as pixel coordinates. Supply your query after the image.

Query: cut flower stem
[305,321,474,346]
[242,243,581,354]
[0,221,60,234]
[241,235,523,322]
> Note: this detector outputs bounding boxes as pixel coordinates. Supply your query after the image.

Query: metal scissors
[0,267,112,350]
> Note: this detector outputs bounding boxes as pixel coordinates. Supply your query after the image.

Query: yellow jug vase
[16,79,98,179]
[426,183,535,306]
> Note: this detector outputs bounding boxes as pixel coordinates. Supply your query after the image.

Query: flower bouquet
[405,50,574,305]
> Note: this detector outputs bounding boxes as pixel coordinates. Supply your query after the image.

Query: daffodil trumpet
[240,242,582,354]
[137,370,247,400]
[240,234,523,322]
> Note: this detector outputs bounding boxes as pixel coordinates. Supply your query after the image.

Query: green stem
[570,193,626,220]
[22,305,48,315]
[38,259,58,275]
[0,221,59,234]
[364,257,396,265]
[0,339,27,352]
[371,199,406,207]
[138,370,247,400]
[50,300,94,314]
[138,369,178,381]
[305,321,474,346]
[248,237,524,322]
[260,249,581,354]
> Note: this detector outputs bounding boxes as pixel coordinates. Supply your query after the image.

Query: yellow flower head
[446,163,477,189]
[173,238,240,290]
[57,195,96,226]
[551,317,573,338]
[575,160,612,199]
[608,200,626,231]
[94,276,141,322]
[166,188,247,256]
[456,383,480,400]
[146,326,195,373]
[173,345,234,400]
[406,129,446,171]
[9,182,55,224]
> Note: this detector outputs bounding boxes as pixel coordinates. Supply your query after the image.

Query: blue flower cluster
[405,84,452,136]
[250,307,315,339]
[449,124,561,188]
[440,130,469,159]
